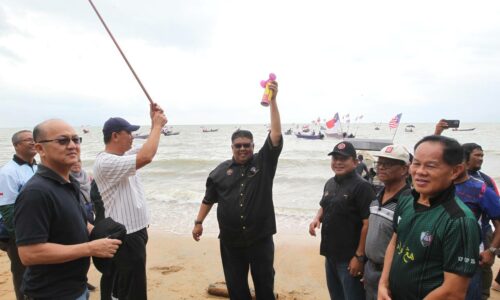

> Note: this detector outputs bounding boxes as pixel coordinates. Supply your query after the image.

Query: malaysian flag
[389,113,402,129]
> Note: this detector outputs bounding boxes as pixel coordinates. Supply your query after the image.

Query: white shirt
[93,151,149,233]
[0,157,38,207]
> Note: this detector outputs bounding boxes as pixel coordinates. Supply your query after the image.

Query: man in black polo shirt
[14,119,122,300]
[309,141,375,300]
[192,80,282,300]
[378,135,480,300]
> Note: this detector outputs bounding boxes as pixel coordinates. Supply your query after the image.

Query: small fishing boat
[202,128,218,133]
[284,128,293,135]
[161,127,180,136]
[295,132,324,140]
[404,125,415,133]
[452,128,476,132]
[133,133,149,139]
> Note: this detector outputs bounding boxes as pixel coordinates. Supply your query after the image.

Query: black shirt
[14,164,90,299]
[203,134,283,247]
[320,170,375,261]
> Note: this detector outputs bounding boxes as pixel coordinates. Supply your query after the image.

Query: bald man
[14,119,122,300]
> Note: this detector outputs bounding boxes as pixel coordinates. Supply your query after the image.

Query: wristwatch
[194,220,203,225]
[488,247,499,256]
[354,253,366,263]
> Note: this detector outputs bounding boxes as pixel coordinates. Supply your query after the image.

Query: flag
[326,113,340,129]
[389,113,402,129]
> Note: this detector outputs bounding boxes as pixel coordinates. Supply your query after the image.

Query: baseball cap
[374,144,411,164]
[102,117,140,135]
[328,141,357,158]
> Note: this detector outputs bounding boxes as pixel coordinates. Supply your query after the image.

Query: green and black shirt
[389,185,480,300]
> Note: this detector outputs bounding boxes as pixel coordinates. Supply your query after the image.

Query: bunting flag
[389,113,402,129]
[326,113,340,129]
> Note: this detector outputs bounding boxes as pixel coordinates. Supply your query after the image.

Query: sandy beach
[2,230,500,299]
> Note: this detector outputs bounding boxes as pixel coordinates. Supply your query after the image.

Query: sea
[1,123,499,237]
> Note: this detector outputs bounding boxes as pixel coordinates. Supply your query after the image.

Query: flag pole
[391,114,402,142]
[87,0,154,105]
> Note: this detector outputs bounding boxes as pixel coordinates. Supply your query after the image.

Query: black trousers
[220,236,275,300]
[7,238,26,300]
[101,228,148,300]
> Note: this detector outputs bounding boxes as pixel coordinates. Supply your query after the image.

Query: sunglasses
[232,143,252,149]
[375,160,404,168]
[38,136,82,146]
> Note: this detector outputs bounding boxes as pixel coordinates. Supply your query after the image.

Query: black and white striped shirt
[93,151,149,233]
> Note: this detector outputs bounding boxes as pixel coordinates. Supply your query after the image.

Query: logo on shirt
[226,168,234,176]
[249,167,258,176]
[420,231,433,247]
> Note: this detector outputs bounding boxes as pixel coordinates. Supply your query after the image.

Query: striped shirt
[93,151,149,233]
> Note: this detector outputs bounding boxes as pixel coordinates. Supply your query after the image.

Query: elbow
[136,156,153,168]
[18,248,36,266]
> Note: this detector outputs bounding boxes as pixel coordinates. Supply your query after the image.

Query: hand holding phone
[444,120,460,128]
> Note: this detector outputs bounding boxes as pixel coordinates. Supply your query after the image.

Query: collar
[412,184,455,208]
[230,155,255,167]
[378,183,411,205]
[13,154,37,167]
[334,170,357,183]
[37,164,77,186]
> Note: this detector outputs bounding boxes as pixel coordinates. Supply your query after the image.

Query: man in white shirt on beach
[93,102,167,300]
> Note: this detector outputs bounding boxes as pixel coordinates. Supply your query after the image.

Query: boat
[404,125,415,133]
[343,138,392,151]
[161,127,180,136]
[82,128,90,134]
[133,133,149,139]
[284,128,293,135]
[452,128,476,132]
[202,128,218,133]
[301,125,311,133]
[295,132,324,140]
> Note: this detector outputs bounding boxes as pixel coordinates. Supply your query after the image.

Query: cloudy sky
[1,0,499,127]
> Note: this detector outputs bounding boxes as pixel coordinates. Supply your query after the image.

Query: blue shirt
[455,177,500,222]
[0,155,37,209]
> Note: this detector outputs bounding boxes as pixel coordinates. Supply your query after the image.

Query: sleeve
[354,181,376,219]
[393,201,401,233]
[94,153,136,186]
[257,134,283,171]
[202,176,218,205]
[480,187,500,221]
[14,189,53,246]
[442,217,480,277]
[319,181,330,208]
[0,167,21,206]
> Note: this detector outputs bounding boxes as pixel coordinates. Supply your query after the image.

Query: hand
[434,119,449,135]
[378,282,392,300]
[88,238,122,258]
[192,224,203,241]
[309,219,321,236]
[480,250,495,266]
[348,256,364,277]
[150,102,164,119]
[152,111,168,129]
[268,80,278,101]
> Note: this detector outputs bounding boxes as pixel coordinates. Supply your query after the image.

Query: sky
[1,0,500,128]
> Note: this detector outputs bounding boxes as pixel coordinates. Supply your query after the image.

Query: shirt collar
[411,184,455,208]
[230,154,255,167]
[13,154,37,167]
[37,164,78,186]
[378,183,411,205]
[334,170,357,183]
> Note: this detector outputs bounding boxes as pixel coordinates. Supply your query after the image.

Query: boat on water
[452,128,476,132]
[295,132,324,140]
[404,125,415,133]
[161,127,180,136]
[343,138,393,151]
[82,128,90,134]
[284,128,293,135]
[202,128,218,133]
[133,133,149,139]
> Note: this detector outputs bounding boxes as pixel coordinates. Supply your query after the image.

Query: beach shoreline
[2,230,500,299]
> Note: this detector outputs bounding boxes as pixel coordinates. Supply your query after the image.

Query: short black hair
[11,130,31,145]
[414,135,463,166]
[104,132,113,144]
[462,143,482,162]
[231,130,253,142]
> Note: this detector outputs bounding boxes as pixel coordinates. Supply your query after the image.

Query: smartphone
[444,119,460,128]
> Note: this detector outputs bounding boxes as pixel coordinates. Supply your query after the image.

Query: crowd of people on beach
[0,79,499,300]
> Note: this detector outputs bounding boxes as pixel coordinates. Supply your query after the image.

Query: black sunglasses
[38,136,82,146]
[232,143,252,149]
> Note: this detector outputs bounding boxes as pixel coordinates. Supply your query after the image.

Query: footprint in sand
[150,265,183,275]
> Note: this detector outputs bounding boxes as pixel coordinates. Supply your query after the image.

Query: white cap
[374,144,411,164]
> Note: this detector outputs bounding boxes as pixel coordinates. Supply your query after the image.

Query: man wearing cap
[378,135,480,300]
[309,141,376,300]
[93,103,167,300]
[0,130,37,300]
[363,145,411,300]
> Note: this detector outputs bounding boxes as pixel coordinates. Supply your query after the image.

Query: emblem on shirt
[248,166,259,177]
[226,168,234,176]
[420,231,433,247]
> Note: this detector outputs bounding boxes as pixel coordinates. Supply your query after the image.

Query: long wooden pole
[87,0,153,104]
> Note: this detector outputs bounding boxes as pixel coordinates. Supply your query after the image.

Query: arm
[378,233,397,300]
[309,207,323,236]
[348,218,368,276]
[480,219,500,265]
[423,272,470,300]
[192,203,214,241]
[18,238,122,266]
[268,81,282,146]
[136,103,168,169]
[434,119,449,135]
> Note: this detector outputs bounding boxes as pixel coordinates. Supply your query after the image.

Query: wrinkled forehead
[232,137,253,145]
[43,121,77,138]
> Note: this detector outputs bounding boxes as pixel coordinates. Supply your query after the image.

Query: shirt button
[240,193,243,196]
[240,215,244,219]
[243,226,246,230]
[241,184,244,187]
[241,174,244,177]
[240,204,243,207]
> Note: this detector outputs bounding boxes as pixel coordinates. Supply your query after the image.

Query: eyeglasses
[375,160,403,168]
[37,136,82,146]
[232,143,252,149]
[18,138,35,144]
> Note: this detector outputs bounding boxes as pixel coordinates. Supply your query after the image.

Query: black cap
[328,141,356,158]
[89,217,127,274]
[102,117,140,135]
